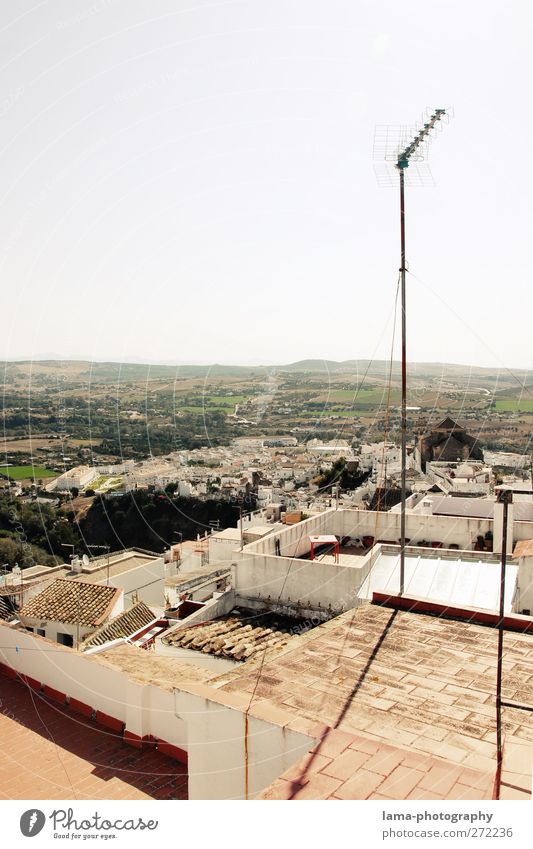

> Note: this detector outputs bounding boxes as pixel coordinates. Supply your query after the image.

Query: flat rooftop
[214,602,533,797]
[95,644,217,689]
[359,549,518,612]
[0,677,187,800]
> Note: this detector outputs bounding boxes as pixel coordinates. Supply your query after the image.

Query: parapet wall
[0,622,188,762]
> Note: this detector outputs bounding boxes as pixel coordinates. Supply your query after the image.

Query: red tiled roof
[19,578,121,627]
[80,600,156,649]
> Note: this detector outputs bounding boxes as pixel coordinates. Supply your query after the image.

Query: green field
[495,399,533,412]
[0,465,57,480]
[316,388,398,404]
[205,394,247,405]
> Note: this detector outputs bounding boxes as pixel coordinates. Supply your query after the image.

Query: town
[1,383,533,801]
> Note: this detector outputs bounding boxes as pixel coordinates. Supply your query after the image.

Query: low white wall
[245,508,532,560]
[175,689,314,800]
[208,536,241,562]
[248,509,340,558]
[234,552,370,613]
[0,624,187,752]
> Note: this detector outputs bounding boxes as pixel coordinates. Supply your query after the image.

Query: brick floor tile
[282,753,332,783]
[290,773,342,800]
[459,766,494,790]
[322,748,371,781]
[312,729,357,758]
[334,769,384,800]
[445,782,488,800]
[348,736,382,755]
[378,765,425,799]
[0,678,188,800]
[400,751,434,772]
[407,787,444,800]
[417,764,465,796]
[360,747,405,776]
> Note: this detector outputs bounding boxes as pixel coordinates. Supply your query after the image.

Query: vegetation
[1,359,532,462]
[494,399,533,412]
[315,458,370,493]
[0,491,243,567]
[0,465,56,480]
[78,492,243,553]
[0,495,78,567]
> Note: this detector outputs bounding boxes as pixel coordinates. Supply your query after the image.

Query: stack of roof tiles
[164,612,296,661]
[80,600,156,649]
[19,578,120,626]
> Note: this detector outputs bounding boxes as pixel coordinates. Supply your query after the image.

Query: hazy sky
[1,0,532,370]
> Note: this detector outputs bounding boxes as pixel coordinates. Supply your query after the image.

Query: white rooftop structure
[359,549,518,613]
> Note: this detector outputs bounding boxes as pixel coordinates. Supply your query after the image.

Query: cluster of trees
[0,490,243,567]
[78,491,241,552]
[315,457,370,493]
[0,495,78,568]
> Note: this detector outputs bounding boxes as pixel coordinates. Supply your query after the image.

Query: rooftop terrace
[213,602,533,798]
[0,677,187,800]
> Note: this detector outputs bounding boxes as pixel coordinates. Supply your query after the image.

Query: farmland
[0,465,56,480]
[0,358,531,462]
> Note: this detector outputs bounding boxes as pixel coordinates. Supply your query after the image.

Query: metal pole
[399,166,407,596]
[495,489,511,798]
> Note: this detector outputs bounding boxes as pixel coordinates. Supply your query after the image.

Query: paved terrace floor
[0,678,187,800]
[215,603,533,799]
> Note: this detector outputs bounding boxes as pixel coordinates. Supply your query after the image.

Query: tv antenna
[374,108,451,595]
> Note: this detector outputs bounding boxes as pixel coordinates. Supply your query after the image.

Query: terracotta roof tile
[80,600,156,648]
[19,578,120,627]
[164,609,304,661]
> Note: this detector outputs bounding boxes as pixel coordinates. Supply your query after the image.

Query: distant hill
[2,358,532,387]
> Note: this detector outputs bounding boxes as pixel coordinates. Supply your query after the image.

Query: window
[25,626,34,632]
[37,628,45,637]
[56,632,74,647]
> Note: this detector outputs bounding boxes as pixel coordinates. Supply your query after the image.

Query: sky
[0,0,532,370]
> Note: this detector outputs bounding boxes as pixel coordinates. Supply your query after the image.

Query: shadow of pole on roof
[286,609,398,799]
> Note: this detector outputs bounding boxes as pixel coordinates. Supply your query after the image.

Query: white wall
[246,508,498,557]
[208,536,241,562]
[0,623,188,753]
[516,556,533,614]
[103,558,166,607]
[234,552,370,614]
[21,619,94,646]
[175,688,314,800]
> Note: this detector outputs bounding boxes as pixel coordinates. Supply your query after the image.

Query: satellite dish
[82,554,90,566]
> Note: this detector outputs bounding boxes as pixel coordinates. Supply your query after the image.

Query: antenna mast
[374,108,450,595]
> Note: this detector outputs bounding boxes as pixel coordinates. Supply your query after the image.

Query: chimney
[493,489,513,555]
